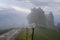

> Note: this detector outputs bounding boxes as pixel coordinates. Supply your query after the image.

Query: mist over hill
[0,8,60,29]
[0,8,28,29]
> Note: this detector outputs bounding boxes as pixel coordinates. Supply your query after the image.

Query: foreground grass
[15,28,32,40]
[34,27,60,40]
[0,29,12,35]
[15,27,60,40]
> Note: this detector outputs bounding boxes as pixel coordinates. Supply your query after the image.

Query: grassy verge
[15,28,32,40]
[0,28,12,35]
[34,27,60,40]
[15,27,60,40]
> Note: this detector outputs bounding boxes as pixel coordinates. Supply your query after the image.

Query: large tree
[27,7,46,27]
[57,23,60,31]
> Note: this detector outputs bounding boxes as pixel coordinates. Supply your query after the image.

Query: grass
[15,28,32,40]
[34,27,60,40]
[15,27,60,40]
[0,28,12,35]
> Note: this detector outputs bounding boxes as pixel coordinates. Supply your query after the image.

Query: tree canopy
[27,7,46,27]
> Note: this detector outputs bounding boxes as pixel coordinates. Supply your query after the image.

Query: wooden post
[31,28,34,40]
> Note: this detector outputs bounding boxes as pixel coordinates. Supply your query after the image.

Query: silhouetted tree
[48,12,54,28]
[27,7,46,27]
[57,23,60,31]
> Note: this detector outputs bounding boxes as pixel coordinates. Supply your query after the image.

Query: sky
[0,0,60,29]
[0,0,60,15]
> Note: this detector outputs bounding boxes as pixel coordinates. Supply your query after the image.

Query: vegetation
[15,28,32,40]
[27,8,46,27]
[34,27,60,40]
[0,28,12,35]
[15,7,60,40]
[15,27,60,40]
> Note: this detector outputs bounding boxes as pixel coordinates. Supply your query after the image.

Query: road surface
[0,28,20,40]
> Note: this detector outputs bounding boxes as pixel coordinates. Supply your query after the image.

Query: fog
[0,0,60,29]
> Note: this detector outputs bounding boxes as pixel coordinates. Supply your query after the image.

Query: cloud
[16,0,60,2]
[0,3,31,14]
[12,6,31,13]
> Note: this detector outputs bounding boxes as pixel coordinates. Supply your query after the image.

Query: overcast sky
[0,0,60,14]
[0,0,60,15]
[0,0,60,28]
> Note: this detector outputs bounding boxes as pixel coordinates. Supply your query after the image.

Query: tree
[57,23,60,31]
[27,7,46,27]
[48,12,54,28]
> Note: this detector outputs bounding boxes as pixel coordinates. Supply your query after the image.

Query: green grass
[0,29,12,35]
[15,27,60,40]
[34,27,60,40]
[15,28,32,40]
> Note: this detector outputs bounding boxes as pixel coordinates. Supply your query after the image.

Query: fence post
[32,28,34,40]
